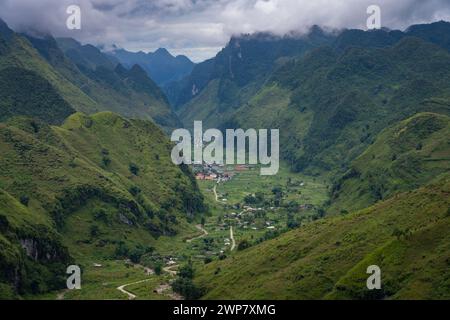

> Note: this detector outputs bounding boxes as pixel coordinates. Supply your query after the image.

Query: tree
[154,263,162,275]
[129,163,140,175]
[129,185,141,196]
[237,239,251,251]
[171,278,202,299]
[129,247,144,264]
[114,242,129,258]
[102,156,111,167]
[178,263,194,279]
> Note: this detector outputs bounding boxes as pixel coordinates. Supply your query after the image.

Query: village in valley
[182,161,328,261]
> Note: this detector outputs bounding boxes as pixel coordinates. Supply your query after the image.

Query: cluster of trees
[171,262,203,299]
[114,242,155,264]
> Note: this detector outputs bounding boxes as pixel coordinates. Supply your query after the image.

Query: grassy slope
[0,112,205,298]
[0,29,97,115]
[0,66,75,124]
[195,174,450,299]
[330,112,450,214]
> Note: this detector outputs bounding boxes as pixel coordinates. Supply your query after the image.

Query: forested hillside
[0,112,205,298]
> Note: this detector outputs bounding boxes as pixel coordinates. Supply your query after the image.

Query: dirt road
[230,226,236,251]
[186,224,208,243]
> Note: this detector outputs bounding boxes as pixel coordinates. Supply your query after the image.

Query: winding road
[214,179,236,252]
[117,278,153,300]
[213,183,219,202]
[163,264,179,276]
[230,226,236,251]
[186,224,208,243]
[114,178,227,300]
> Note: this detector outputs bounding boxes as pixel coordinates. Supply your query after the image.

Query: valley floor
[37,163,329,300]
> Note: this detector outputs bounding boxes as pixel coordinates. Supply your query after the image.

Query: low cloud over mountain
[1,0,449,61]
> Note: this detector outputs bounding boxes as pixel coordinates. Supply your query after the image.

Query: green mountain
[329,112,450,214]
[44,36,181,130]
[0,18,180,130]
[0,112,205,298]
[221,36,450,175]
[172,22,450,126]
[109,47,195,86]
[0,19,99,121]
[171,22,450,174]
[195,174,450,299]
[0,66,75,124]
[182,23,450,301]
[168,27,334,115]
[55,37,119,71]
[1,15,450,301]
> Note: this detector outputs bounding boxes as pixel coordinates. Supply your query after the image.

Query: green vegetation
[195,175,450,299]
[330,112,450,214]
[0,19,180,130]
[172,262,203,299]
[2,17,450,300]
[0,112,206,298]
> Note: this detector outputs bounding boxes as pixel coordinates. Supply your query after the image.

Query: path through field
[230,226,236,251]
[117,278,153,300]
[186,224,208,243]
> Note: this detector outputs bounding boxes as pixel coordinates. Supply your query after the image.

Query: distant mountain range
[107,46,195,87]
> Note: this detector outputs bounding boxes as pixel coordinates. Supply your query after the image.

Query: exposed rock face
[20,239,39,261]
[19,237,68,262]
[119,213,133,226]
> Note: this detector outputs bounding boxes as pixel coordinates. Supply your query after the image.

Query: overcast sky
[1,0,449,62]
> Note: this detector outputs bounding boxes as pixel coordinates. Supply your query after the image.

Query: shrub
[178,263,194,279]
[129,163,139,175]
[237,240,251,251]
[129,246,145,264]
[114,242,129,258]
[90,225,100,238]
[154,264,162,275]
[129,185,141,196]
[204,257,213,264]
[93,209,108,223]
[20,195,29,206]
[102,156,111,167]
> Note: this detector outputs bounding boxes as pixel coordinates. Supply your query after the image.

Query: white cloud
[1,0,450,62]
